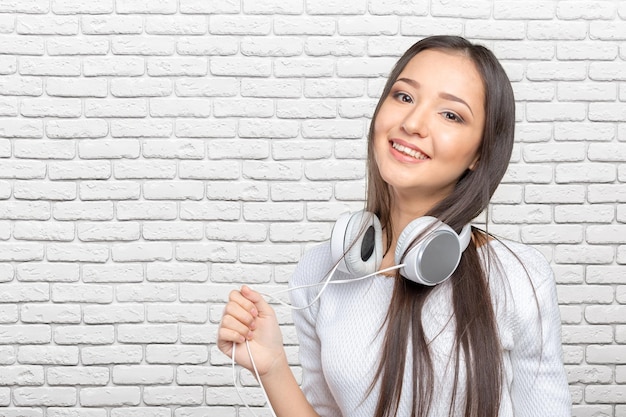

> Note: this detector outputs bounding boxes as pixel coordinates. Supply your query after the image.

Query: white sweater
[289,238,571,417]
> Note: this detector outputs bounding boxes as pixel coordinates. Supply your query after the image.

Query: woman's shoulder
[484,237,554,288]
[289,241,335,288]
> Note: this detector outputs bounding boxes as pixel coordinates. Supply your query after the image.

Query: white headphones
[330,211,472,286]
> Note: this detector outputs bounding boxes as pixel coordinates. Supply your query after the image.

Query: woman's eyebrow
[395,77,474,117]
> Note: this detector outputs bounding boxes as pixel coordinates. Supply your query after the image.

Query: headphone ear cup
[330,211,383,276]
[396,217,464,286]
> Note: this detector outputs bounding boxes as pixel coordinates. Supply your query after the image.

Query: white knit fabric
[289,238,572,417]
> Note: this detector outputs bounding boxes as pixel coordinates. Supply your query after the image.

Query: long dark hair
[365,36,516,417]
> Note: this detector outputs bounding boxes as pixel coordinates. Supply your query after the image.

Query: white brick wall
[0,1,624,416]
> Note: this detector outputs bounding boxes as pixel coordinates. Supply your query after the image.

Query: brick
[271,183,333,201]
[557,1,617,20]
[0,36,44,55]
[64,180,120,205]
[0,304,18,323]
[142,139,205,158]
[143,222,204,241]
[465,20,525,39]
[274,58,334,77]
[0,324,50,344]
[243,0,302,14]
[85,98,147,118]
[112,365,173,385]
[209,57,272,77]
[205,222,266,242]
[83,57,144,77]
[150,98,211,117]
[590,21,626,40]
[143,386,203,405]
[554,245,614,265]
[80,387,140,406]
[47,366,109,386]
[302,119,363,139]
[556,163,615,183]
[116,0,176,14]
[14,180,76,201]
[0,76,43,96]
[209,140,269,160]
[588,185,626,203]
[557,42,618,61]
[554,204,614,224]
[430,0,490,18]
[79,140,140,160]
[178,36,238,56]
[116,201,177,221]
[561,325,613,344]
[239,243,300,263]
[18,346,77,365]
[276,99,336,118]
[589,143,626,161]
[242,36,303,57]
[82,264,143,284]
[47,119,108,139]
[585,385,626,404]
[14,387,76,406]
[528,21,587,40]
[526,102,586,121]
[146,304,207,323]
[566,365,612,384]
[270,222,331,242]
[17,262,79,283]
[111,409,170,417]
[586,306,626,324]
[82,16,143,34]
[0,119,42,138]
[521,225,582,244]
[368,36,418,57]
[526,62,587,81]
[21,304,81,323]
[81,346,143,365]
[180,201,240,221]
[176,119,236,138]
[0,242,44,261]
[213,98,273,117]
[587,266,626,284]
[52,284,112,303]
[554,122,615,142]
[272,140,332,160]
[180,0,239,13]
[53,201,113,221]
[586,225,626,244]
[524,184,585,204]
[239,119,299,138]
[143,181,204,200]
[274,16,335,35]
[111,36,175,56]
[146,16,206,35]
[0,365,44,385]
[111,242,172,262]
[147,57,207,77]
[111,78,172,97]
[116,284,177,303]
[176,77,238,97]
[589,62,626,81]
[83,305,144,324]
[78,222,140,242]
[589,102,626,121]
[54,325,115,345]
[174,242,237,263]
[210,15,270,35]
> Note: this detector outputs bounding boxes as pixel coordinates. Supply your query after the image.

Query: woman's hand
[217,285,286,377]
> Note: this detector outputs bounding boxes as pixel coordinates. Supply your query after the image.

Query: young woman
[217,36,571,417]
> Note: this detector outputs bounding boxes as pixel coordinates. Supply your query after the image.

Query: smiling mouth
[391,141,430,160]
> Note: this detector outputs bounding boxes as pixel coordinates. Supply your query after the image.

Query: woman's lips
[389,139,430,163]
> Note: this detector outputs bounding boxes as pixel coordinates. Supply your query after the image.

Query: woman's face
[373,49,486,206]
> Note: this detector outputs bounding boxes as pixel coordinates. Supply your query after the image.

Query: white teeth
[391,142,429,160]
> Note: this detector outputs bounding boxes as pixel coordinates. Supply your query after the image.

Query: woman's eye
[393,92,413,103]
[442,111,463,123]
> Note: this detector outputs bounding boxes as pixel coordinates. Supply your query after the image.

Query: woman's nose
[402,106,429,138]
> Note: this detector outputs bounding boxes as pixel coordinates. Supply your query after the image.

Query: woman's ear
[468,154,480,171]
